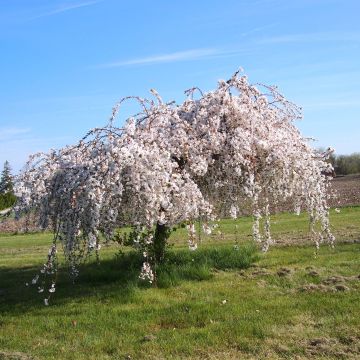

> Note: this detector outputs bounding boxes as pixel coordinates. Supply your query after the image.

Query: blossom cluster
[15,70,335,294]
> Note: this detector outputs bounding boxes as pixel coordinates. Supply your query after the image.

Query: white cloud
[259,31,360,44]
[240,23,278,37]
[0,127,31,141]
[97,48,224,68]
[303,99,360,110]
[30,0,103,20]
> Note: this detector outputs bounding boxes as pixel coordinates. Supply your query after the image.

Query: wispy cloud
[303,99,360,110]
[29,0,103,20]
[96,48,229,68]
[240,23,278,37]
[0,127,31,141]
[259,31,360,44]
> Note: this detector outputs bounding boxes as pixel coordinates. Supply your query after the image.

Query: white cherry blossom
[14,70,335,294]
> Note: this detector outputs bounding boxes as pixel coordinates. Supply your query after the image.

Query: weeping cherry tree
[14,71,335,303]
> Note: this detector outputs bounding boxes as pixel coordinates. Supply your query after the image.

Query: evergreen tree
[0,160,13,193]
[0,161,16,210]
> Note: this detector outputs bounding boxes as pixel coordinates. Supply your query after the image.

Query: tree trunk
[153,223,170,264]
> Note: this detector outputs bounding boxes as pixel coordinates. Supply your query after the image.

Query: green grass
[168,206,360,245]
[0,207,360,359]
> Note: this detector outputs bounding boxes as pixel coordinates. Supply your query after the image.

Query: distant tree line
[0,161,17,211]
[329,152,360,175]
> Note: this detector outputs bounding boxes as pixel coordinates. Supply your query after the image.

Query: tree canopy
[14,71,335,296]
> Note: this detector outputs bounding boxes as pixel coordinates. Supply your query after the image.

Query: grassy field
[0,207,360,359]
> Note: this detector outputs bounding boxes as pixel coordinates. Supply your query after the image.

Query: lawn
[0,207,359,359]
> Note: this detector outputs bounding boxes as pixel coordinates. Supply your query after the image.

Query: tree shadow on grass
[0,244,258,314]
[0,252,142,314]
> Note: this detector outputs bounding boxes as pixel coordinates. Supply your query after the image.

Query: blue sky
[0,0,359,172]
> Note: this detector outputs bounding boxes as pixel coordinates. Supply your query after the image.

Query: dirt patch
[0,351,35,360]
[298,272,357,293]
[0,213,42,234]
[307,270,320,277]
[251,268,272,277]
[277,267,292,277]
[305,336,360,358]
[330,174,360,207]
[334,284,350,292]
[142,334,157,342]
[299,283,331,292]
[238,267,272,279]
[322,275,346,285]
